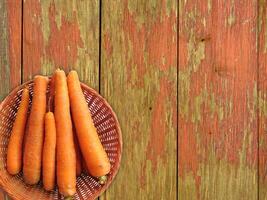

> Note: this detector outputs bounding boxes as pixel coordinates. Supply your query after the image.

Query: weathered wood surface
[179,0,258,200]
[0,0,22,199]
[0,0,21,100]
[259,1,267,199]
[3,0,177,200]
[23,0,99,89]
[100,0,177,199]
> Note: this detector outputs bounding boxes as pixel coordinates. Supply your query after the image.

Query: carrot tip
[56,67,63,72]
[98,176,107,185]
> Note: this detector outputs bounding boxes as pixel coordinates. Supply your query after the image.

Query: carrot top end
[98,176,108,185]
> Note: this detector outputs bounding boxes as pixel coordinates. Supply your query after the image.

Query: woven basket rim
[0,78,123,200]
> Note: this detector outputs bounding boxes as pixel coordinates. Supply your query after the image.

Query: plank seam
[257,0,260,199]
[98,0,102,200]
[20,0,23,84]
[99,0,102,95]
[177,0,179,199]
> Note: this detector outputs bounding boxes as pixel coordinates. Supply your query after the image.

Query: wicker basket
[0,79,122,200]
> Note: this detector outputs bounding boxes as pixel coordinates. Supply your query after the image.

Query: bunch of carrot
[6,69,110,198]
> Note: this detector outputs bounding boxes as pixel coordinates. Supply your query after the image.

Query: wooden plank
[0,0,21,99]
[23,0,99,90]
[0,0,22,199]
[259,0,267,199]
[100,0,177,199]
[178,0,258,199]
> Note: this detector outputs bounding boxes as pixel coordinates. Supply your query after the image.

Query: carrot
[7,88,30,175]
[23,76,48,184]
[54,69,76,197]
[73,127,82,176]
[42,112,56,191]
[67,70,110,182]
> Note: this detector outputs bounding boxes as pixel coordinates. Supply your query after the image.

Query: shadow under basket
[0,79,122,200]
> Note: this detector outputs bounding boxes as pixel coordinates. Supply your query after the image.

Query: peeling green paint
[55,12,62,29]
[192,89,226,123]
[253,83,258,119]
[127,0,159,28]
[41,1,50,43]
[53,0,78,22]
[258,0,267,56]
[218,105,224,121]
[40,57,54,76]
[178,172,197,200]
[0,0,11,100]
[227,1,235,27]
[199,146,257,200]
[208,0,211,13]
[185,10,205,72]
[179,9,205,120]
[258,0,265,34]
[210,93,216,116]
[259,91,267,117]
[179,70,190,119]
[192,94,204,123]
[202,17,206,27]
[264,14,267,53]
[191,40,205,72]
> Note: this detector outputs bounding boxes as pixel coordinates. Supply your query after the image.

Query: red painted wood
[23,0,45,81]
[22,0,100,89]
[179,0,258,199]
[0,1,22,199]
[7,0,22,87]
[259,1,267,199]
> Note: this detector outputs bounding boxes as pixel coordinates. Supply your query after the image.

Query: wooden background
[179,0,267,200]
[0,0,177,200]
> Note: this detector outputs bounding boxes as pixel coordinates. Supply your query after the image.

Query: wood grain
[100,0,177,199]
[23,0,99,89]
[0,0,21,100]
[179,0,258,199]
[0,0,22,199]
[259,0,267,199]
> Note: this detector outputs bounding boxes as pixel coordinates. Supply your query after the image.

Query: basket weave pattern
[0,80,122,200]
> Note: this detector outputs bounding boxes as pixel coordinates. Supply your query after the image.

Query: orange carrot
[7,88,30,175]
[73,127,82,176]
[67,70,110,181]
[42,112,56,191]
[54,69,76,197]
[23,76,48,184]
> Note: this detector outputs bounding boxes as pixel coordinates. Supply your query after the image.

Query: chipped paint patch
[147,10,177,71]
[178,172,197,200]
[227,0,236,27]
[23,0,44,80]
[208,0,211,13]
[46,2,83,69]
[199,147,257,199]
[6,0,21,87]
[146,77,174,170]
[103,32,113,58]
